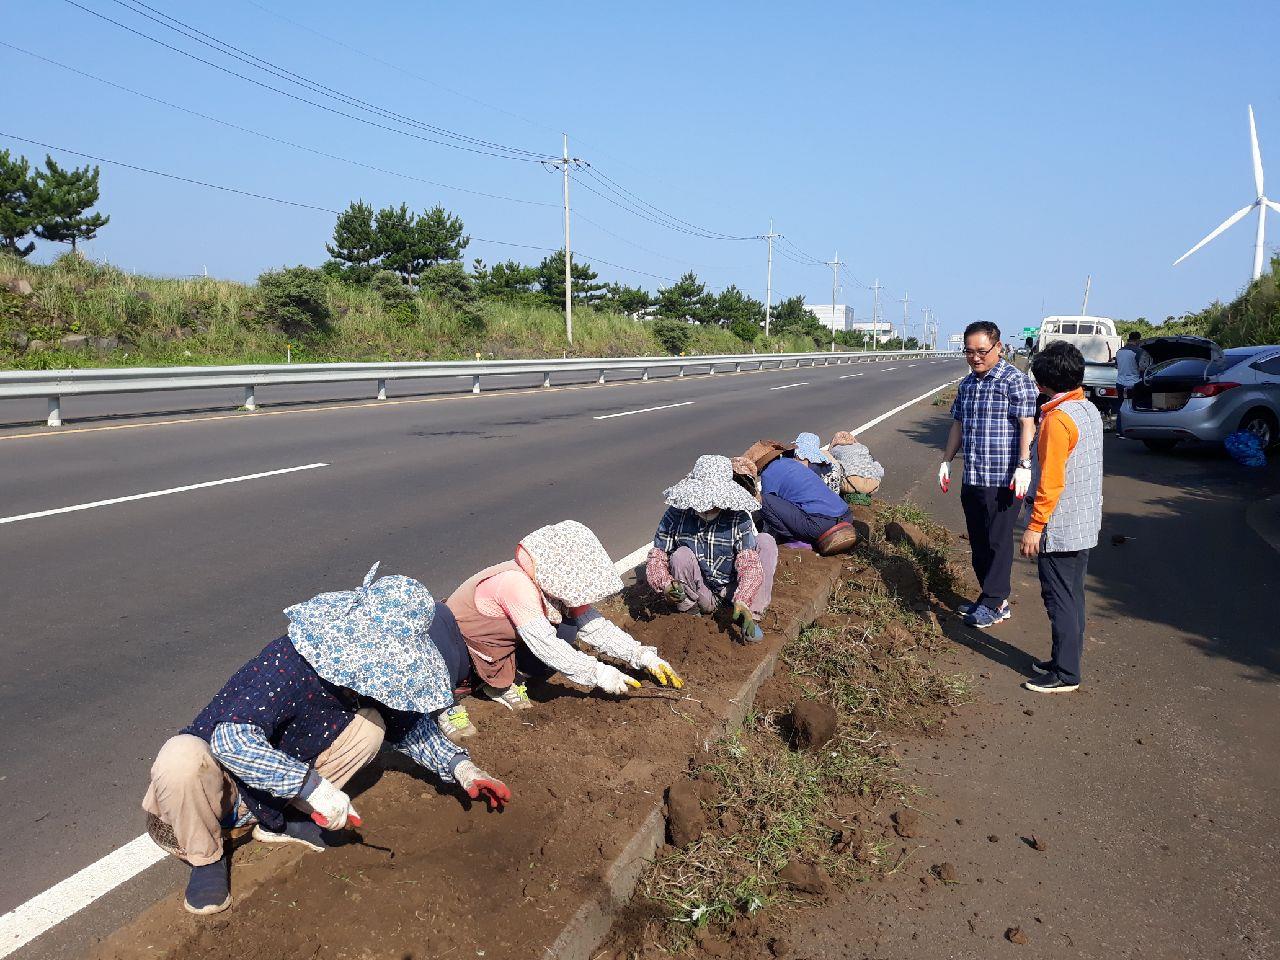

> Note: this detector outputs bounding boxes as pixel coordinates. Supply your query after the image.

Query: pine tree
[412,204,469,268]
[0,150,38,258]
[656,271,714,324]
[32,156,109,251]
[373,203,418,283]
[325,200,378,281]
[537,249,605,306]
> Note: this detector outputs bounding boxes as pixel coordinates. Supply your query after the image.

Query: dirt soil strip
[90,551,845,960]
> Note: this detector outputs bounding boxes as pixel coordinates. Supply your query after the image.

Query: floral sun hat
[519,520,624,608]
[664,454,762,515]
[285,563,453,714]
[793,432,833,465]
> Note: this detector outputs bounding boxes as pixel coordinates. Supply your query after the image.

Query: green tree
[656,271,713,324]
[325,200,378,281]
[537,249,606,305]
[0,150,38,258]
[413,204,469,267]
[715,284,764,341]
[652,317,692,355]
[600,282,653,316]
[31,157,109,251]
[770,294,825,344]
[373,203,418,283]
[257,266,331,337]
[472,258,540,301]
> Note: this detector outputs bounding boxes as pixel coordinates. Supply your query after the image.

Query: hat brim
[664,476,761,514]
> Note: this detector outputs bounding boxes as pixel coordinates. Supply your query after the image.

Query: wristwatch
[1017,458,1032,469]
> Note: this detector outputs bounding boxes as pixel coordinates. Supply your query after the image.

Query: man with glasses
[940,321,1038,629]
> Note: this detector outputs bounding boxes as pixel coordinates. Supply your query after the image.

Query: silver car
[1118,336,1280,452]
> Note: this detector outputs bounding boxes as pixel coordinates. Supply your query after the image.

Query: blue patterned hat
[285,563,453,714]
[793,432,833,465]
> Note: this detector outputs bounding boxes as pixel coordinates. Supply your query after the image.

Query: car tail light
[1097,387,1117,397]
[1191,382,1240,398]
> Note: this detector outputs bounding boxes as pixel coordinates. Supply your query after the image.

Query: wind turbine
[1173,105,1280,282]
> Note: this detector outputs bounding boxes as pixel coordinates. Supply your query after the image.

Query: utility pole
[561,134,574,347]
[899,292,910,346]
[870,278,882,350]
[1081,274,1091,316]
[824,251,842,352]
[763,219,780,339]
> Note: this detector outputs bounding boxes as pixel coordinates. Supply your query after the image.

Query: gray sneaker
[482,682,532,711]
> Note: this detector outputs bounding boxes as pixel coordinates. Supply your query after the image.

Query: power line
[579,163,760,241]
[0,132,678,285]
[57,0,553,163]
[1,42,556,209]
[103,0,552,161]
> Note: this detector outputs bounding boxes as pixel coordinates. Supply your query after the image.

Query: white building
[804,304,892,336]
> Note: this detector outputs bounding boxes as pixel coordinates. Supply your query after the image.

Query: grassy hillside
[0,254,816,369]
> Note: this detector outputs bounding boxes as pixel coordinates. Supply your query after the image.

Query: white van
[1036,316,1122,363]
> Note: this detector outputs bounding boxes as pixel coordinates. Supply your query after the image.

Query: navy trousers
[1037,549,1089,685]
[761,493,851,545]
[959,483,1020,609]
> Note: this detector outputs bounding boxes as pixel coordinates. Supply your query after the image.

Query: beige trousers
[841,475,882,495]
[141,708,385,865]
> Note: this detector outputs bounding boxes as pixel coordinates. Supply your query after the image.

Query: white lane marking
[850,379,960,434]
[768,382,809,391]
[593,401,695,421]
[0,380,961,957]
[882,367,897,371]
[907,363,917,368]
[0,837,164,957]
[0,463,330,526]
[838,373,864,379]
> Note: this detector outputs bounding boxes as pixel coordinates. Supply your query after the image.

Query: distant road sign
[948,334,963,345]
[1022,326,1040,336]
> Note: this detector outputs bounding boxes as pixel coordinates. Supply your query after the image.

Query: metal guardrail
[0,350,956,426]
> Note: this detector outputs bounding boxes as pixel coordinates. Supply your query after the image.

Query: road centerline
[0,463,329,525]
[592,401,695,421]
[768,382,809,391]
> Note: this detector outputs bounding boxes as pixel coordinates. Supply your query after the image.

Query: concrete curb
[546,559,846,960]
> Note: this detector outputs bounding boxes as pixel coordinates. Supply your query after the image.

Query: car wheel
[1238,409,1278,449]
[1142,439,1179,452]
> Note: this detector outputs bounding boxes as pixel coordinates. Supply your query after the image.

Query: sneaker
[1023,674,1080,694]
[436,704,477,743]
[1028,659,1054,676]
[482,682,532,711]
[252,818,329,851]
[183,858,231,915]
[964,602,1011,629]
[956,599,979,616]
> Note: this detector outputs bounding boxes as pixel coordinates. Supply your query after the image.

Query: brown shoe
[816,522,857,556]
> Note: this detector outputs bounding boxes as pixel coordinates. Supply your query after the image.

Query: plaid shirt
[653,506,757,593]
[951,359,1038,487]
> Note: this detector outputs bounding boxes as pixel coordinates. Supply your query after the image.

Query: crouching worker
[645,455,778,643]
[445,520,683,718]
[827,431,885,498]
[142,564,510,916]
[747,437,858,556]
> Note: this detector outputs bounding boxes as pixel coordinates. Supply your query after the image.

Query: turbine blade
[1173,203,1256,265]
[1250,105,1264,198]
[1267,199,1280,215]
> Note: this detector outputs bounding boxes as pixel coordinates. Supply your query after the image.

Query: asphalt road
[0,356,961,956]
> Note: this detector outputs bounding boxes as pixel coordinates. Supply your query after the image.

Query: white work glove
[303,776,359,830]
[593,661,641,695]
[937,461,951,493]
[1011,466,1032,499]
[635,646,684,688]
[452,759,511,810]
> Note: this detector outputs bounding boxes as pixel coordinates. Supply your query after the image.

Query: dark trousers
[760,493,851,545]
[1038,549,1089,685]
[959,484,1019,609]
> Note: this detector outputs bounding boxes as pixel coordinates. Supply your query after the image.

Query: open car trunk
[1129,336,1223,412]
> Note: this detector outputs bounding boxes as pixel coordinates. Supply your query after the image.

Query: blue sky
[5,0,1277,341]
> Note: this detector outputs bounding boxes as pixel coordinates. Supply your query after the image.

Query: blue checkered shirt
[653,506,757,592]
[951,359,1038,487]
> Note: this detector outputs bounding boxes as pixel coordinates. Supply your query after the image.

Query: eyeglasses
[962,344,998,358]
